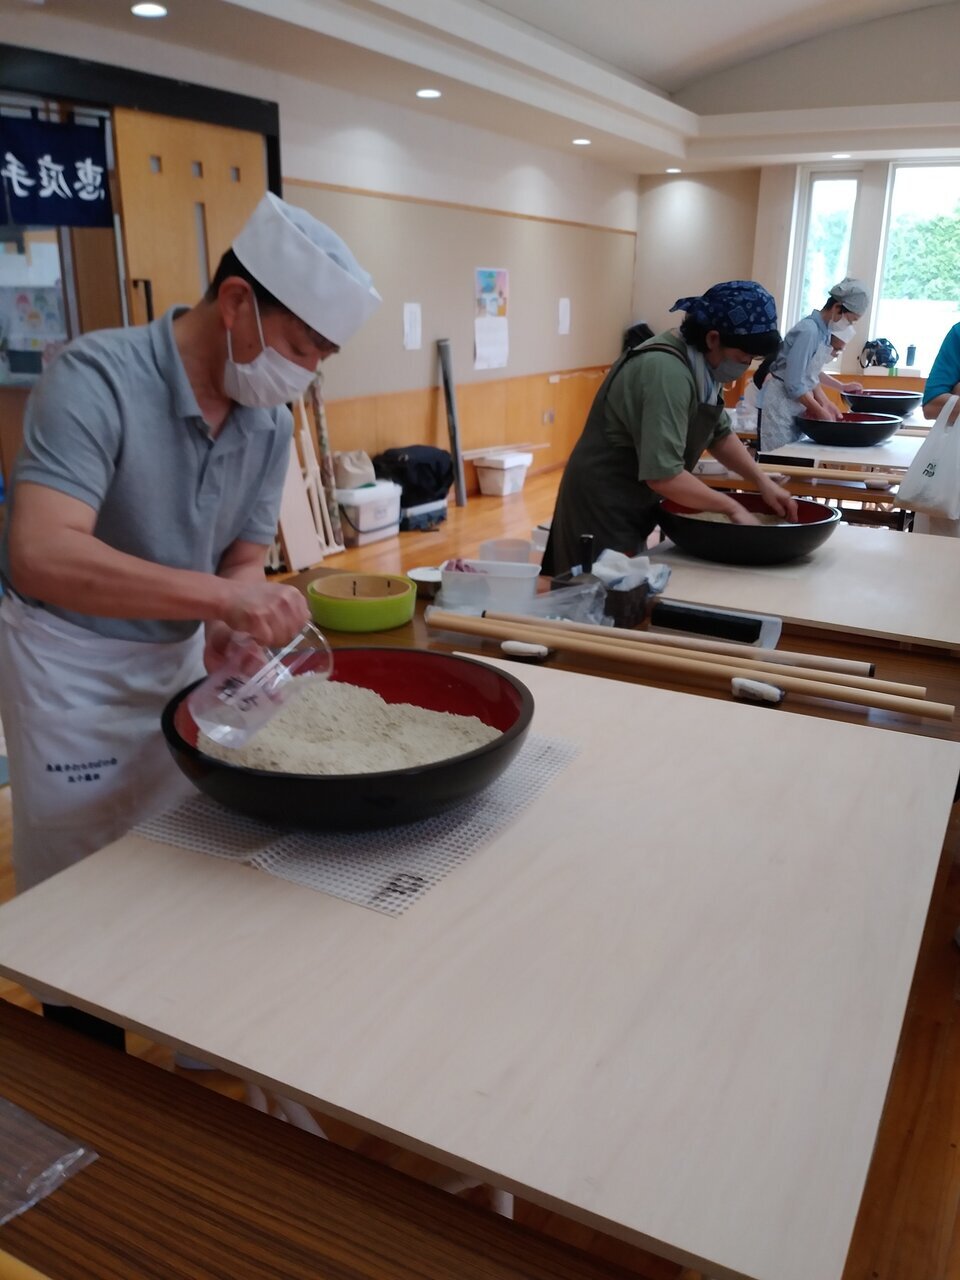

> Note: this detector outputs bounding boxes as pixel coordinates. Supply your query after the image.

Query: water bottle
[906,344,917,366]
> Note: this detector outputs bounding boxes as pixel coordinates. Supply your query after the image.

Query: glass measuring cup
[188,623,333,750]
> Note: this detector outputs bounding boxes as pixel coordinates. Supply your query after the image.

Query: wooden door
[112,109,267,323]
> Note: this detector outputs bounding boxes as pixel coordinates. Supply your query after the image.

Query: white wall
[631,171,762,330]
[676,6,960,115]
[3,12,640,232]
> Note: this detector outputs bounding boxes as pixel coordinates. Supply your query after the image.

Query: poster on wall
[474,267,509,370]
[0,118,113,228]
[0,284,68,381]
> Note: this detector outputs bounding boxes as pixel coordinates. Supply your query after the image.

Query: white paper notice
[403,302,422,351]
[474,315,509,370]
[558,297,571,336]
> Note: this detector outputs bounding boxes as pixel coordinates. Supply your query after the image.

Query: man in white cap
[758,276,870,453]
[0,194,380,937]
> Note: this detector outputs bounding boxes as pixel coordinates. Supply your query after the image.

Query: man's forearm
[11,525,233,622]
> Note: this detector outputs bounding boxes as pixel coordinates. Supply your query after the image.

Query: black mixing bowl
[841,389,922,418]
[162,647,534,830]
[795,411,902,447]
[658,493,841,566]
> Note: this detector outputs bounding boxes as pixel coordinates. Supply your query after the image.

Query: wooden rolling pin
[452,612,922,697]
[754,464,904,483]
[485,609,875,677]
[427,610,954,720]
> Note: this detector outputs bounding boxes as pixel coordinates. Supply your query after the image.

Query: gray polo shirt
[0,308,292,642]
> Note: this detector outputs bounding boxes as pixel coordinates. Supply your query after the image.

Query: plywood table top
[0,1001,637,1280]
[760,432,923,468]
[653,523,960,649]
[0,661,957,1280]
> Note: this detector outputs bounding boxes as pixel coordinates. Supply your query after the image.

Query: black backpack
[372,446,453,507]
[859,338,899,369]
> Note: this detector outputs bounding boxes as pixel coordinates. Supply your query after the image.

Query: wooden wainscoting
[324,365,605,493]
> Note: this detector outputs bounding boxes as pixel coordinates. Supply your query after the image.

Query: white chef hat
[829,276,871,315]
[232,193,381,346]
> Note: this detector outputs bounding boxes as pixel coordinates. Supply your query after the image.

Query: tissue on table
[592,549,671,595]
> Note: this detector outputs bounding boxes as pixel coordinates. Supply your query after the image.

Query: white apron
[760,340,834,454]
[0,592,205,893]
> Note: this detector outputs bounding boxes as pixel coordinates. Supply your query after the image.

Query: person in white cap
[0,195,380,1040]
[758,276,870,453]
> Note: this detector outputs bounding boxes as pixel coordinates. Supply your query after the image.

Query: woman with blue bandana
[758,276,870,454]
[542,280,796,577]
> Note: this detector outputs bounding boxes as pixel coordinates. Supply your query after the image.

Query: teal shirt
[924,323,960,404]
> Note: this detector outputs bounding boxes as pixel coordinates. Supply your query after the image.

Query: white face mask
[223,295,317,407]
[829,320,858,344]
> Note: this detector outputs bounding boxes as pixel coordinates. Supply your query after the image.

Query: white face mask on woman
[829,320,858,344]
[223,294,317,407]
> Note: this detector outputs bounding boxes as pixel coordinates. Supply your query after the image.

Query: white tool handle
[731,677,784,705]
[501,640,550,659]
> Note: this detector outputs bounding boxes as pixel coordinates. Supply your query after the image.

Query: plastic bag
[0,1097,97,1225]
[897,395,960,520]
[522,581,608,624]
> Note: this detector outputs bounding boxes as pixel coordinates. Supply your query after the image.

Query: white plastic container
[478,538,534,563]
[439,558,539,611]
[474,451,534,496]
[336,480,402,546]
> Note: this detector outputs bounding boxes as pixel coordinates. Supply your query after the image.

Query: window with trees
[874,164,960,371]
[795,175,859,322]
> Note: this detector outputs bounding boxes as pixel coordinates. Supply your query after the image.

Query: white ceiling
[5,0,960,172]
[481,0,953,93]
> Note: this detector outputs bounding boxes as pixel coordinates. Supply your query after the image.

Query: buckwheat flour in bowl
[199,679,500,775]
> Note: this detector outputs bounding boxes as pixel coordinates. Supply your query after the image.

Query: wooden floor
[2,467,959,1280]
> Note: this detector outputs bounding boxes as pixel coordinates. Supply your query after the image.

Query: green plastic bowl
[307,573,416,632]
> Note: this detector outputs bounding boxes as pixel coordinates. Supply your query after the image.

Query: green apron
[542,342,726,577]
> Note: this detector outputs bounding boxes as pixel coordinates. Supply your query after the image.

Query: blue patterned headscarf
[670,280,779,336]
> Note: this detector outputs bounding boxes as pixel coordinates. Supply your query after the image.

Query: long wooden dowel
[484,610,874,677]
[483,614,926,696]
[462,613,922,697]
[755,464,904,483]
[427,610,954,720]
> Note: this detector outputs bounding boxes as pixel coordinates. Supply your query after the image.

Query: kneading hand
[223,583,310,648]
[727,504,761,526]
[757,478,799,522]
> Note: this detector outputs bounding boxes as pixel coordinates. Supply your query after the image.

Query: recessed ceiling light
[132,2,168,14]
[666,167,682,174]
[416,88,442,99]
[572,138,592,146]
[832,152,851,159]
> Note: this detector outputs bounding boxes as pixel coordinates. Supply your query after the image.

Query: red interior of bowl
[662,493,836,525]
[838,412,903,424]
[174,649,523,748]
[848,390,918,399]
